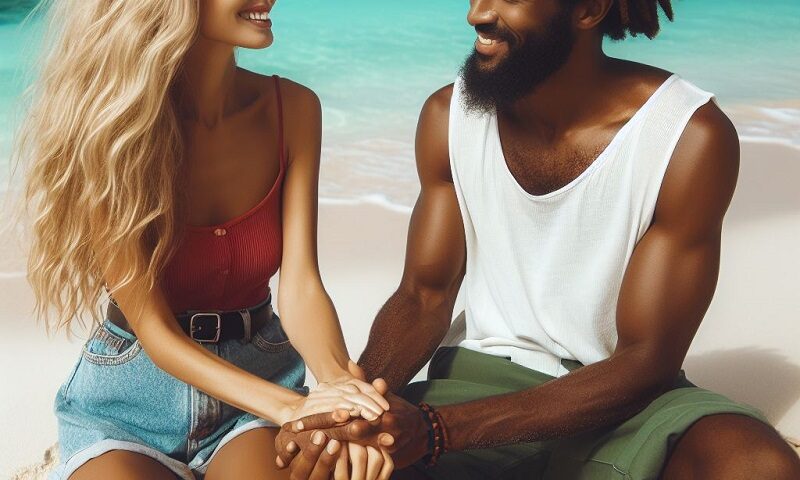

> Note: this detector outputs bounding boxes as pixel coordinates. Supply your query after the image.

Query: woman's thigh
[68,450,179,480]
[204,427,288,480]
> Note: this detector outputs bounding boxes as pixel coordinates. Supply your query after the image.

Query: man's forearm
[358,288,453,392]
[440,347,674,451]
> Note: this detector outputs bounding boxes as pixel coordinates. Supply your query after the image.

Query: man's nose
[467,0,499,27]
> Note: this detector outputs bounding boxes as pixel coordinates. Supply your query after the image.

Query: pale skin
[70,0,393,479]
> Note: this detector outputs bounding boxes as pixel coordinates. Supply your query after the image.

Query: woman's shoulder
[237,68,320,112]
[241,71,321,156]
[274,76,320,114]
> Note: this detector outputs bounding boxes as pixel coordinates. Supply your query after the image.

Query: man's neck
[502,42,615,138]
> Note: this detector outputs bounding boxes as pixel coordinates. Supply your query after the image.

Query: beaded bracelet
[418,402,449,467]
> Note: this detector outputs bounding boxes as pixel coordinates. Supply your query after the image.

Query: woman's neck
[176,37,239,130]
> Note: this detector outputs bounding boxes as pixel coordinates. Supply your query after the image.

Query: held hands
[279,361,391,425]
[275,388,433,479]
[275,361,398,479]
[275,417,395,480]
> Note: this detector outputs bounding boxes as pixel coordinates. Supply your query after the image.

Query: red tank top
[159,75,286,313]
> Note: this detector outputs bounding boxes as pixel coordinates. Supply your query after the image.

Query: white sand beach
[1,140,799,478]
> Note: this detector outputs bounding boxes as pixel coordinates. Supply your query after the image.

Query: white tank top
[450,74,715,377]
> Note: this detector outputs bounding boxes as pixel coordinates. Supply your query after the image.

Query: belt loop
[239,309,252,342]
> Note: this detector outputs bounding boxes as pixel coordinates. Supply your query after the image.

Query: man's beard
[460,9,576,115]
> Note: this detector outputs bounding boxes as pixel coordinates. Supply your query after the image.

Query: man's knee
[664,413,800,480]
[391,466,430,479]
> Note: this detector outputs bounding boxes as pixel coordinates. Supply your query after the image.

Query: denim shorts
[48,297,308,480]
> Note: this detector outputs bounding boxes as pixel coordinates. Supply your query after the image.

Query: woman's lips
[238,11,272,29]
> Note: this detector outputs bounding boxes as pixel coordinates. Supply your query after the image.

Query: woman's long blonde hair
[9,0,199,336]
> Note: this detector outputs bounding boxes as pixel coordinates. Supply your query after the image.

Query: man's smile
[474,28,510,57]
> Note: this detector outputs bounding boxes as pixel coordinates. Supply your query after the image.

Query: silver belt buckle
[190,313,222,343]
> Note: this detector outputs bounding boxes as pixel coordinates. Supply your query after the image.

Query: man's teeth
[478,34,495,46]
[240,11,269,21]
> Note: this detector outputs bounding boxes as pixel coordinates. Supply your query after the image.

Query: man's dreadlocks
[600,0,674,40]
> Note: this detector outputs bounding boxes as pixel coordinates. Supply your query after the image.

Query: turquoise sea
[1,0,799,209]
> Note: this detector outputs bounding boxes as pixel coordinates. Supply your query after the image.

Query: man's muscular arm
[358,85,466,392]
[439,101,741,450]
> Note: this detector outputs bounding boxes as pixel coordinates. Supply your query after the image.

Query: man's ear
[573,0,614,32]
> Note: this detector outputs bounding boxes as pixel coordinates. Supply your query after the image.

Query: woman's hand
[311,373,390,421]
[333,441,394,480]
[278,364,391,425]
[297,383,385,421]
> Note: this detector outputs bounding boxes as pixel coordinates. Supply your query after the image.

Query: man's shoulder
[613,60,735,160]
[416,84,456,182]
[654,88,739,232]
[684,101,737,148]
[421,83,455,120]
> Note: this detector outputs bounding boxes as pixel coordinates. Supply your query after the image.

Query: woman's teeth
[478,34,495,46]
[239,11,269,21]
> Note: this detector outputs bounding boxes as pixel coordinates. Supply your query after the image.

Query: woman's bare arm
[104,270,303,425]
[275,78,357,384]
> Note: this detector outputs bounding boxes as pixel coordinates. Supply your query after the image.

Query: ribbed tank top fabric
[449,74,716,377]
[159,75,286,313]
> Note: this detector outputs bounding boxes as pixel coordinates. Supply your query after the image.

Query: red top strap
[273,74,285,170]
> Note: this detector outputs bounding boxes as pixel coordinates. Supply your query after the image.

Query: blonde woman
[12,0,395,478]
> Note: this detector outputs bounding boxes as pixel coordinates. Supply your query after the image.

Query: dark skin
[276,0,800,478]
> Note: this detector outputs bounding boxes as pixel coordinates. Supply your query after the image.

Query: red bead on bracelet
[419,402,449,467]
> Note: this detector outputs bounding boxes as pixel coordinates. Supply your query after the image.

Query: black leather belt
[106,294,274,344]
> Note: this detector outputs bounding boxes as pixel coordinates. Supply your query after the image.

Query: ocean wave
[319,194,413,215]
[727,104,800,150]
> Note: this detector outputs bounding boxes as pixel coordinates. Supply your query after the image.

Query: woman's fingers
[340,395,382,419]
[377,447,394,480]
[294,398,375,421]
[364,446,384,480]
[345,378,391,411]
[307,397,382,420]
[333,441,350,480]
[312,378,390,412]
[371,378,390,396]
[348,442,368,480]
[305,388,386,418]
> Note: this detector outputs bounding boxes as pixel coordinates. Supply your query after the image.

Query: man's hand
[275,409,396,480]
[287,392,432,469]
[275,376,400,479]
[275,427,344,480]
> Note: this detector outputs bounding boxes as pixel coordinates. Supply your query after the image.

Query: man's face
[460,0,577,114]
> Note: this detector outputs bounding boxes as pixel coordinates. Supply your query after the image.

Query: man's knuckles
[348,419,374,437]
[381,413,399,429]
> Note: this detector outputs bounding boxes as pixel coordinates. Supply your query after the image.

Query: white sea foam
[727,104,800,150]
[320,194,413,215]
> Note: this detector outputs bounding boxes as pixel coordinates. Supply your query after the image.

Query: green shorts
[401,346,770,480]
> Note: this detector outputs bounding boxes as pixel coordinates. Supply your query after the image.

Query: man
[276,0,800,478]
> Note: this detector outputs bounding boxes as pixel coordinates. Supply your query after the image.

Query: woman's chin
[237,33,274,50]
